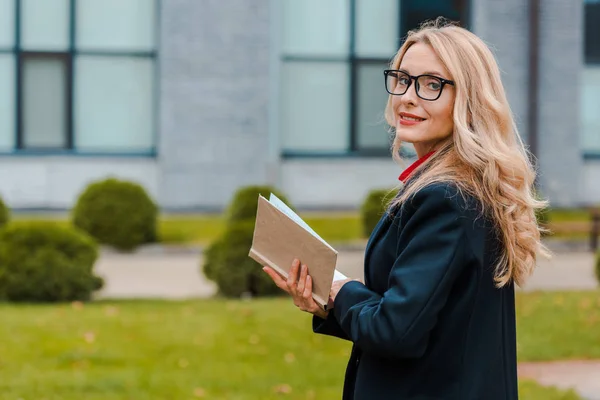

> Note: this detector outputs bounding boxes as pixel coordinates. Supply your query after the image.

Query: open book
[248,193,348,310]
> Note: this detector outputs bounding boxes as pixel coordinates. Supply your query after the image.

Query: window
[582,0,600,154]
[585,0,600,64]
[20,53,70,148]
[279,0,469,157]
[0,0,157,155]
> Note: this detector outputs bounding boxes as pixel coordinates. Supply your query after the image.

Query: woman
[263,19,549,400]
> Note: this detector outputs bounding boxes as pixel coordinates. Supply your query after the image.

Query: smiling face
[391,43,456,158]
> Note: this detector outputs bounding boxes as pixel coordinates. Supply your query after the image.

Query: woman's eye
[427,81,441,90]
[398,77,410,85]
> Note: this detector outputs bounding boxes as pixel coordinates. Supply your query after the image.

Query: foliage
[202,185,294,297]
[0,195,9,228]
[225,185,294,226]
[595,250,600,287]
[534,190,551,235]
[0,222,103,302]
[360,188,397,237]
[72,177,158,251]
[209,221,280,297]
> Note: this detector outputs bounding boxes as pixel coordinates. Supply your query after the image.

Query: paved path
[519,360,600,400]
[93,248,597,299]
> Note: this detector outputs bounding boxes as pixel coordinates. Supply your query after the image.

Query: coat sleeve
[312,312,351,341]
[332,184,474,359]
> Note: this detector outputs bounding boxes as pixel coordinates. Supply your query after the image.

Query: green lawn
[1,291,598,399]
[11,208,594,246]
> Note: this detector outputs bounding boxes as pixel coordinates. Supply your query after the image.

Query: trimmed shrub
[360,188,397,237]
[225,185,294,225]
[209,221,280,297]
[202,185,292,297]
[0,222,103,302]
[595,251,600,287]
[72,178,158,251]
[0,195,9,228]
[534,190,550,233]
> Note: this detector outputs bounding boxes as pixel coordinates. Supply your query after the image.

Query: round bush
[202,237,225,282]
[533,190,550,234]
[225,185,294,225]
[0,222,103,302]
[202,184,293,298]
[72,178,158,251]
[207,221,280,298]
[595,251,600,287]
[0,196,9,228]
[360,188,397,237]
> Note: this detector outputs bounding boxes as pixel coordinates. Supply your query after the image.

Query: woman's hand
[262,258,328,319]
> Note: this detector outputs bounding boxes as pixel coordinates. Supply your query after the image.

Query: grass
[516,291,600,361]
[10,207,596,246]
[1,291,598,399]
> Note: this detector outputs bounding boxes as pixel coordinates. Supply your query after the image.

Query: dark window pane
[20,54,69,149]
[585,1,600,64]
[401,0,469,38]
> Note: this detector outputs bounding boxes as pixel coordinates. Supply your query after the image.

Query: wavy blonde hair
[385,19,550,288]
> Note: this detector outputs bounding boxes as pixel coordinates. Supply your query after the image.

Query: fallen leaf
[273,384,292,394]
[306,389,316,399]
[284,352,295,363]
[553,296,564,306]
[83,332,96,343]
[71,301,84,310]
[193,387,206,397]
[104,306,119,316]
[249,335,260,345]
[579,299,592,310]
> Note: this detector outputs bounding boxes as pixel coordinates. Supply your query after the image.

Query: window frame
[0,0,160,157]
[281,0,471,159]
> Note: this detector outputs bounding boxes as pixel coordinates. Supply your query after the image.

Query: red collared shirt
[398,151,436,183]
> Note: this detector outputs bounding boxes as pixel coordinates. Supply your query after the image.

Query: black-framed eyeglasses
[384,69,455,101]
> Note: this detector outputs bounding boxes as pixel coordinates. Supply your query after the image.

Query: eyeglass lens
[386,71,444,100]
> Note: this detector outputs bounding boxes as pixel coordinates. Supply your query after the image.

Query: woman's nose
[400,80,419,105]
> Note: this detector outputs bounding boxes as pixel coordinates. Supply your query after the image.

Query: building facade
[0,0,598,211]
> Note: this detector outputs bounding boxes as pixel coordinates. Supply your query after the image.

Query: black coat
[313,182,518,400]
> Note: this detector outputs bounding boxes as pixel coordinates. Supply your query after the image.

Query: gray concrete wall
[157,0,271,210]
[536,0,585,207]
[470,0,530,143]
[0,157,158,210]
[280,158,402,210]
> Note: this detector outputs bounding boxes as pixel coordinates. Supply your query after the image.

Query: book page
[333,269,348,281]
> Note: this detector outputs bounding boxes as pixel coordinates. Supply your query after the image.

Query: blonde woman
[263,19,549,400]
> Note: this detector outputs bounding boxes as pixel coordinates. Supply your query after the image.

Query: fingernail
[293,259,299,267]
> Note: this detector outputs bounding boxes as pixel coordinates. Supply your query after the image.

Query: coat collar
[398,150,436,183]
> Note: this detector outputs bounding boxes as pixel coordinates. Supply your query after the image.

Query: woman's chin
[394,128,418,144]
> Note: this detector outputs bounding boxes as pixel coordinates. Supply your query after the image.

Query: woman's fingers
[303,274,312,300]
[262,266,289,293]
[297,264,308,294]
[286,259,300,294]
